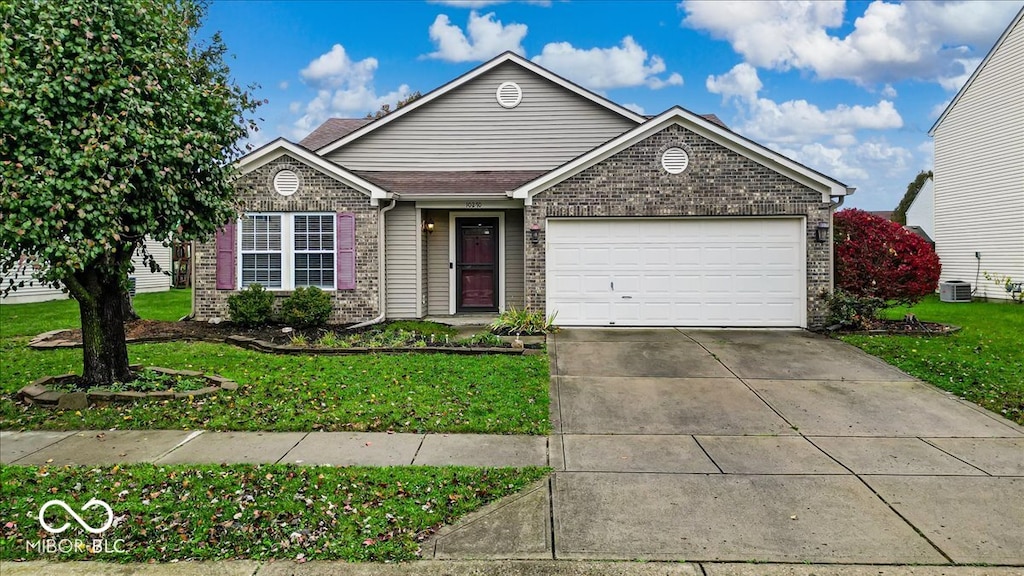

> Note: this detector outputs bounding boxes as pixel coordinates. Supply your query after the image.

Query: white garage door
[546,218,806,327]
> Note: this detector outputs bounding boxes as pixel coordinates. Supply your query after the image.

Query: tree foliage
[364,91,422,120]
[891,170,932,225]
[834,209,941,305]
[1,0,261,384]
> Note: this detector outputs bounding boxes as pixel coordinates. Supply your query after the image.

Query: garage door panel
[546,218,805,327]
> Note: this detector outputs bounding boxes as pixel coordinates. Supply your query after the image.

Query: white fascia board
[929,8,1023,136]
[512,107,850,204]
[234,139,391,201]
[315,52,645,156]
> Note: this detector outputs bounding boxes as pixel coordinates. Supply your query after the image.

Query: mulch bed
[44,318,348,346]
[828,316,959,336]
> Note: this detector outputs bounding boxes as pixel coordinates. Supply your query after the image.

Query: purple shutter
[337,212,356,290]
[215,220,236,290]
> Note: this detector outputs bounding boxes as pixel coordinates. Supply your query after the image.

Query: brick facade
[193,156,380,324]
[523,123,834,328]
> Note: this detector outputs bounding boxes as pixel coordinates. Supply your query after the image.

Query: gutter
[348,199,396,330]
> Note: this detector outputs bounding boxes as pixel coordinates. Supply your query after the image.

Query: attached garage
[546,218,806,327]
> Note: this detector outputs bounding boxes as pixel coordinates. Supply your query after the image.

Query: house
[929,7,1024,301]
[1,239,173,304]
[194,52,853,328]
[904,176,934,244]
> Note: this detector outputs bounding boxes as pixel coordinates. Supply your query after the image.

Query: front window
[239,213,335,290]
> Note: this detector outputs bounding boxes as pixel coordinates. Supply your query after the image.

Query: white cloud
[278,81,289,91]
[681,0,1021,88]
[881,84,897,98]
[929,99,952,119]
[425,11,527,62]
[292,45,412,139]
[917,140,935,169]
[775,140,913,184]
[706,62,762,101]
[429,0,551,6]
[623,102,646,115]
[532,36,683,90]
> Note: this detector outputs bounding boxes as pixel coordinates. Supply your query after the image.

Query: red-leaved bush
[834,208,941,304]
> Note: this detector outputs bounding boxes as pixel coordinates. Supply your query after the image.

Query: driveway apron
[429,328,1024,565]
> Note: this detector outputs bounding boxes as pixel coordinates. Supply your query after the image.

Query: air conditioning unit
[940,281,972,303]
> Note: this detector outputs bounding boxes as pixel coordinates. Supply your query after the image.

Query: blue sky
[202,1,1023,211]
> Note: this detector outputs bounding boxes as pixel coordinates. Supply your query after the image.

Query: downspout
[348,199,396,330]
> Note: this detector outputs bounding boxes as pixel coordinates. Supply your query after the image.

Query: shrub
[490,305,558,335]
[280,286,333,327]
[824,289,886,329]
[227,284,275,327]
[834,209,941,305]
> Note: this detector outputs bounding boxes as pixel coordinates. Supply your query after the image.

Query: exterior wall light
[815,221,830,243]
[422,219,435,234]
[530,223,541,244]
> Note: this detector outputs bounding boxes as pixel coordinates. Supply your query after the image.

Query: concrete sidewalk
[0,429,550,467]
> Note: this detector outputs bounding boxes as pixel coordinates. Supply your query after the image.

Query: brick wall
[524,123,834,328]
[194,156,380,324]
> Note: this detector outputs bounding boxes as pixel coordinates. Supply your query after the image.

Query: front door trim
[449,211,505,314]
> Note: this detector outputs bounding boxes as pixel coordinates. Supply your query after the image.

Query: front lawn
[839,295,1023,425]
[1,292,550,434]
[0,463,549,562]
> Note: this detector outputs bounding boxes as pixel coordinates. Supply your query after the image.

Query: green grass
[839,295,1023,425]
[0,289,193,339]
[0,463,549,562]
[1,291,550,434]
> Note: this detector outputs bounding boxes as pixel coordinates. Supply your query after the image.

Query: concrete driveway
[429,328,1024,566]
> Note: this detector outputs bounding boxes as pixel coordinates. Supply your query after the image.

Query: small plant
[289,334,309,347]
[316,331,342,348]
[490,305,557,335]
[383,320,457,340]
[280,286,333,327]
[824,289,886,329]
[459,332,504,347]
[983,272,1024,303]
[227,284,275,327]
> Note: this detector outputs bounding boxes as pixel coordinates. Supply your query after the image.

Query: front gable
[320,55,641,172]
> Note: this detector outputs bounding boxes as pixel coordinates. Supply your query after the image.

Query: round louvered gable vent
[496,81,523,108]
[662,147,689,174]
[273,169,300,196]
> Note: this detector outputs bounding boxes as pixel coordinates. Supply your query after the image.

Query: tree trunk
[67,268,133,387]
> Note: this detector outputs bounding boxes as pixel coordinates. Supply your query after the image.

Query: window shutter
[337,212,356,290]
[215,220,236,290]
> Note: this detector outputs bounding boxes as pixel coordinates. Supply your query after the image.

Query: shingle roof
[352,170,547,198]
[298,118,371,151]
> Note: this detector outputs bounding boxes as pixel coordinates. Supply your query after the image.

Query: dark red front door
[456,218,498,311]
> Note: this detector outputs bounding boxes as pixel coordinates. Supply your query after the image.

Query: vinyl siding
[905,179,934,240]
[425,211,450,315]
[2,238,172,304]
[325,62,638,172]
[933,16,1024,300]
[385,202,419,318]
[505,210,525,308]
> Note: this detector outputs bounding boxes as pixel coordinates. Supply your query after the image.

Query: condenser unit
[939,281,972,303]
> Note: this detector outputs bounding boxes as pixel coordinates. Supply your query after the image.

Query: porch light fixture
[530,223,541,244]
[815,221,830,243]
[422,219,435,234]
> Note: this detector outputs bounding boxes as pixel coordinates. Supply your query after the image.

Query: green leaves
[1,0,261,292]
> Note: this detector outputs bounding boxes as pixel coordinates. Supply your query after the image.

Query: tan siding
[326,63,638,171]
[385,202,419,318]
[425,211,450,315]
[2,238,171,304]
[933,17,1024,300]
[505,210,525,308]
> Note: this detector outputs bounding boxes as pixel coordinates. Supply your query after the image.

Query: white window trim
[237,212,338,291]
[448,211,506,314]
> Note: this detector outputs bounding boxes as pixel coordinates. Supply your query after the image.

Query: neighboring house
[194,52,852,328]
[1,239,173,304]
[904,176,934,243]
[869,211,895,221]
[929,8,1024,301]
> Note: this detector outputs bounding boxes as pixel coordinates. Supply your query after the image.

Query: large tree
[1,0,261,385]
